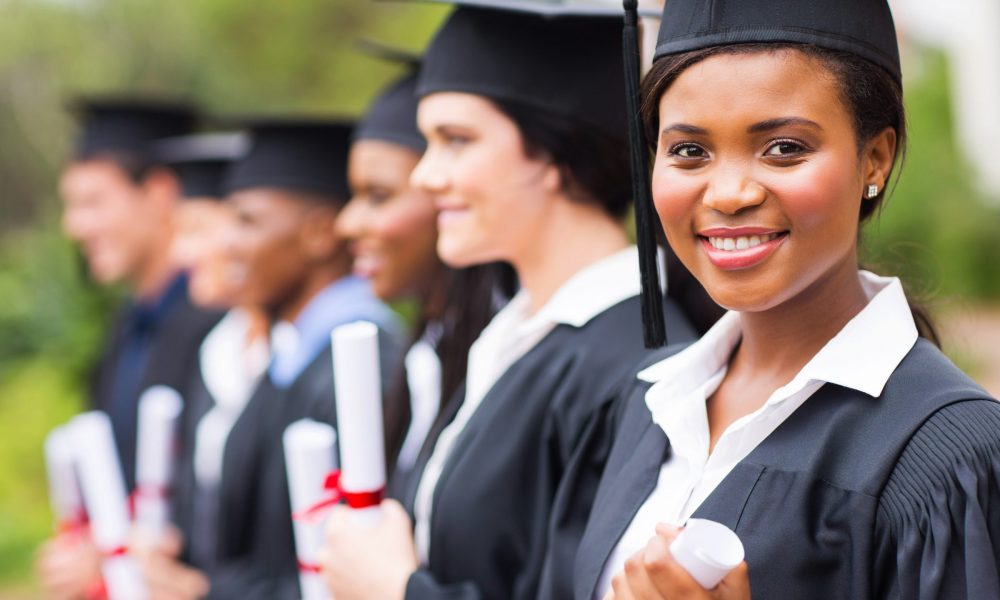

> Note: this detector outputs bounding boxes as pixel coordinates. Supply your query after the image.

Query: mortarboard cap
[152,132,249,200]
[224,119,355,203]
[620,0,903,348]
[353,41,426,152]
[415,0,637,139]
[69,96,198,161]
[654,0,901,82]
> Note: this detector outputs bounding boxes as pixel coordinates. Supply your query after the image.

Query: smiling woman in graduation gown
[573,1,1000,599]
[317,4,703,600]
[149,120,403,600]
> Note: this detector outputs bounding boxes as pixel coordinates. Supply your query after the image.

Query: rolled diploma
[44,425,86,531]
[284,419,337,600]
[70,412,146,600]
[331,321,386,526]
[134,386,183,539]
[670,519,745,589]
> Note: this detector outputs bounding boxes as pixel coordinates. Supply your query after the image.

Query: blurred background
[0,0,997,596]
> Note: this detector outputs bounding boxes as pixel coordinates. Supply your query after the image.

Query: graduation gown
[178,329,403,600]
[574,338,1000,600]
[398,296,696,600]
[90,277,221,491]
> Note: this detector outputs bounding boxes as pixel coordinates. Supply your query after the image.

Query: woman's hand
[318,499,419,600]
[131,526,210,600]
[606,524,751,600]
[35,532,101,600]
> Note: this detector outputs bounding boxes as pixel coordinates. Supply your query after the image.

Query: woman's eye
[669,143,707,159]
[764,140,806,157]
[367,189,392,205]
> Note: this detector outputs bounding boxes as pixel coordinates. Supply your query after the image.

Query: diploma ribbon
[297,559,323,574]
[291,470,384,523]
[57,507,90,536]
[100,545,129,558]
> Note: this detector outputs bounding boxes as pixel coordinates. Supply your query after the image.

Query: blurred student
[137,119,403,599]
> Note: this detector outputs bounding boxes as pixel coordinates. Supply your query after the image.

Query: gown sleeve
[873,399,1000,600]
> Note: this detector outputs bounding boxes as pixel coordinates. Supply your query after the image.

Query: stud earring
[866,184,879,199]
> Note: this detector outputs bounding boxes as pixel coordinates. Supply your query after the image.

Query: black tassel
[622,0,667,348]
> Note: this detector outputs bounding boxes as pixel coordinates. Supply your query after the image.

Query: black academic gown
[398,296,696,600]
[177,329,403,600]
[574,338,1000,600]
[90,277,221,491]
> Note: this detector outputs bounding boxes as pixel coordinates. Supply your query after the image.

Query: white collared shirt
[596,271,919,598]
[194,309,270,488]
[413,245,644,564]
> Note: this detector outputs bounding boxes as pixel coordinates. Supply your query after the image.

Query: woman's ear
[862,126,897,198]
[141,167,181,213]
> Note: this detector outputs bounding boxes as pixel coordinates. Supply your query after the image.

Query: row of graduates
[38,0,1000,599]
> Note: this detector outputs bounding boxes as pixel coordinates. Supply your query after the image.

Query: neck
[734,255,868,380]
[509,199,629,314]
[274,254,353,324]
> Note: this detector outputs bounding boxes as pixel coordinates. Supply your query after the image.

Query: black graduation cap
[69,96,198,161]
[414,0,634,139]
[353,41,426,152]
[224,119,355,202]
[152,132,249,199]
[620,0,902,347]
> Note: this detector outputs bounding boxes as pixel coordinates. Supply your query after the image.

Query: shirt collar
[639,271,918,399]
[269,275,400,388]
[533,245,642,328]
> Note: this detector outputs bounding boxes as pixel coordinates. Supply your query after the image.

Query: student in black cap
[318,3,705,599]
[135,118,404,600]
[38,98,223,600]
[574,1,1000,599]
[334,50,515,498]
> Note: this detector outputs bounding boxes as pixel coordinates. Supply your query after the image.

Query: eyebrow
[660,123,708,136]
[747,117,823,133]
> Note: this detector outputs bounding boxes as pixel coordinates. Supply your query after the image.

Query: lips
[697,226,788,270]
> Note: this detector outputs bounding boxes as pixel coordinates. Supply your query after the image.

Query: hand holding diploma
[318,499,418,600]
[605,523,750,600]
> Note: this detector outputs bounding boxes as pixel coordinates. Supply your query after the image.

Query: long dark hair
[384,262,517,469]
[640,43,939,345]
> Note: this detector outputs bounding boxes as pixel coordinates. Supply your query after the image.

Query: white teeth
[707,233,779,251]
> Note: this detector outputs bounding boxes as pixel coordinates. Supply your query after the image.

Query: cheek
[651,161,701,241]
[766,156,860,235]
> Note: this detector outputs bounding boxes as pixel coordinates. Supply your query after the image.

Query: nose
[410,150,448,194]
[702,163,766,215]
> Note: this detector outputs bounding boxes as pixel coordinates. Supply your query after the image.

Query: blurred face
[652,50,891,312]
[338,140,442,301]
[226,188,340,312]
[60,160,163,285]
[411,92,556,268]
[170,199,245,309]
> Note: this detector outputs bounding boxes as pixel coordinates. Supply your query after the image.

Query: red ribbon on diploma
[297,559,323,574]
[101,545,129,558]
[292,470,384,523]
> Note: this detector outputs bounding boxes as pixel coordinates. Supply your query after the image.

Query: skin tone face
[410,92,557,269]
[337,139,443,302]
[60,160,177,293]
[170,199,245,309]
[226,187,345,320]
[652,50,894,316]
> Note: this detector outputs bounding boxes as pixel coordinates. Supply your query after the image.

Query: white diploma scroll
[69,412,146,600]
[284,419,337,600]
[44,425,86,533]
[670,519,745,589]
[331,321,386,526]
[134,386,183,540]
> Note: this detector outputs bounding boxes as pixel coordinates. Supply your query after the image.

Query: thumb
[381,499,412,525]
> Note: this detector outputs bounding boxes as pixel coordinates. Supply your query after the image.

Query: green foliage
[861,52,1000,301]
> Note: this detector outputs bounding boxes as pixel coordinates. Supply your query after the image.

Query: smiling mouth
[697,230,788,270]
